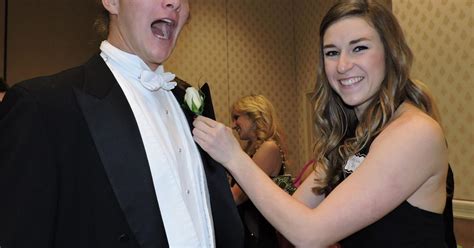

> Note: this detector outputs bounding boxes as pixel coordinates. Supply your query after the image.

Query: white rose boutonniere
[184,87,205,115]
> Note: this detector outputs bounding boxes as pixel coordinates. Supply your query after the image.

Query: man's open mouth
[151,18,176,40]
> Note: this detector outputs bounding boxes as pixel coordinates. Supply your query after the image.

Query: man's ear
[102,0,119,14]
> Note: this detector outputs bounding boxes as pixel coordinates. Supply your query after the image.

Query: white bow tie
[139,66,177,91]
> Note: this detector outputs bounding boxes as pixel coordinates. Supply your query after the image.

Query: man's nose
[162,0,181,12]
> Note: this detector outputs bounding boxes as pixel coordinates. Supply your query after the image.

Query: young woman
[230,94,288,247]
[193,0,450,247]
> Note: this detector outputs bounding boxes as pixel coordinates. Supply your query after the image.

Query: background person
[193,0,453,247]
[229,94,288,247]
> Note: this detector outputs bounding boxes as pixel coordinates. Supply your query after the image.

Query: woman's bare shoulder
[259,140,280,151]
[378,104,445,147]
[370,103,447,175]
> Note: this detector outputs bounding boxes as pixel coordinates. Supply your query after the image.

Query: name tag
[344,154,365,175]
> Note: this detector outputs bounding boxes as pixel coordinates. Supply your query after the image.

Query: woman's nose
[337,53,353,74]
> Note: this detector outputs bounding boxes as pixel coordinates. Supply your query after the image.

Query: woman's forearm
[226,153,332,247]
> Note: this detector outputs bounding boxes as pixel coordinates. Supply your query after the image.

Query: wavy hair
[232,95,288,164]
[312,0,440,194]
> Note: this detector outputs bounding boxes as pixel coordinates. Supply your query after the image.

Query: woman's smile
[339,76,364,86]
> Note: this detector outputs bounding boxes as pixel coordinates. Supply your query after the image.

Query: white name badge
[344,154,365,174]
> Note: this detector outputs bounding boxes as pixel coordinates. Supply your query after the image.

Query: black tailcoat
[0,55,243,248]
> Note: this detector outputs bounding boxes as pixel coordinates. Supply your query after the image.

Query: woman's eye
[324,50,339,57]
[353,46,368,52]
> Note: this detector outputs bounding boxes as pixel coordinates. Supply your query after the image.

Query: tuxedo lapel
[199,83,216,120]
[171,82,215,131]
[171,82,194,131]
[178,83,243,246]
[171,83,217,167]
[75,55,168,248]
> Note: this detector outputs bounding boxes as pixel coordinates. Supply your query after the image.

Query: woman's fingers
[192,127,207,146]
[192,116,239,165]
[193,115,216,128]
[193,116,215,140]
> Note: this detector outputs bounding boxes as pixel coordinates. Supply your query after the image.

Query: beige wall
[165,0,303,173]
[6,0,100,85]
[292,0,334,170]
[393,0,474,201]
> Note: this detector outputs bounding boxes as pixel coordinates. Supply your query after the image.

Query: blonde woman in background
[230,94,288,248]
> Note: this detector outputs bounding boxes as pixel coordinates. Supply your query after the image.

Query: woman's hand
[192,116,245,169]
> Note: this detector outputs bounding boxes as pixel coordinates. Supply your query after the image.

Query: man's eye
[353,46,368,52]
[324,50,339,57]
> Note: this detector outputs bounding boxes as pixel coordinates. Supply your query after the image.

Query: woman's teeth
[339,76,363,86]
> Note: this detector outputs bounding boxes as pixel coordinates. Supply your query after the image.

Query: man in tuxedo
[0,0,243,247]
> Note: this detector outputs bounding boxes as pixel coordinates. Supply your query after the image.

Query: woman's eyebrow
[349,37,370,45]
[323,37,370,49]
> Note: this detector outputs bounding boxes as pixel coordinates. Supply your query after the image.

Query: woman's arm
[232,141,283,205]
[193,110,447,247]
[292,171,325,208]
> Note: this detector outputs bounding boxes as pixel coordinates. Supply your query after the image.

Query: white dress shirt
[100,41,215,247]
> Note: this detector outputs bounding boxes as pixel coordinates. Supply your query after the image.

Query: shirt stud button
[119,233,129,243]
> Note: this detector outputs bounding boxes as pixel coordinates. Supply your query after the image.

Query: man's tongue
[151,21,172,40]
